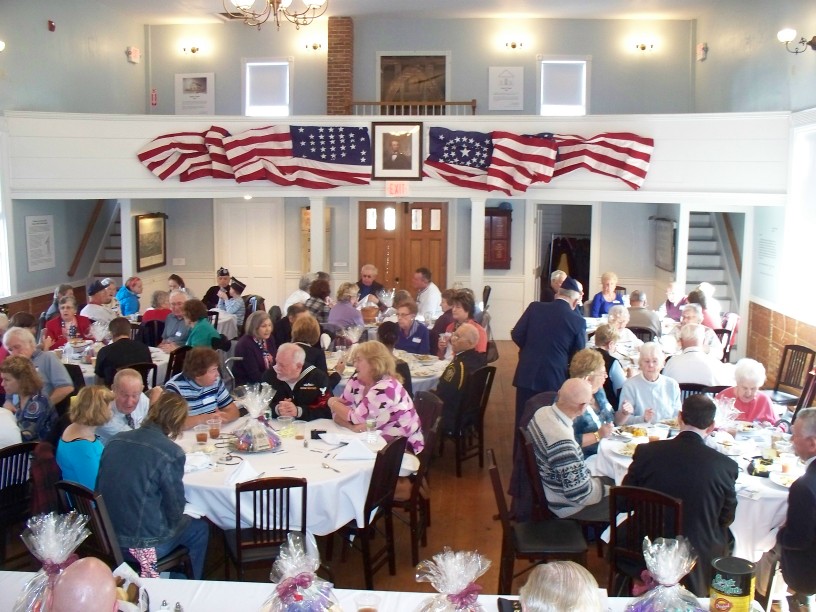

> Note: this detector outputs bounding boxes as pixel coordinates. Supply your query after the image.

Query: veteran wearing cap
[203,267,231,309]
[80,279,117,324]
[217,277,247,328]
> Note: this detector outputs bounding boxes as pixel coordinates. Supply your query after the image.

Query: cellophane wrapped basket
[230,417,282,453]
[625,537,705,612]
[13,512,90,612]
[415,548,491,612]
[261,533,339,612]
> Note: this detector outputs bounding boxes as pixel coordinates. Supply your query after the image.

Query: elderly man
[627,289,661,337]
[433,323,487,433]
[412,267,442,316]
[262,343,332,421]
[97,368,161,444]
[102,278,122,317]
[623,394,738,596]
[512,276,586,429]
[357,263,385,304]
[662,324,733,387]
[94,317,152,387]
[80,279,116,324]
[527,378,611,520]
[158,290,190,351]
[51,557,117,612]
[202,266,231,309]
[677,303,724,361]
[541,270,567,303]
[3,327,73,407]
[165,347,240,429]
[283,274,314,312]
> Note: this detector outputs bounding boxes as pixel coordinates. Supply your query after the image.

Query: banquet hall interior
[1,0,816,607]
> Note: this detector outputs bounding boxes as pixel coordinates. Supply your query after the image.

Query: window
[538,57,589,116]
[243,58,292,117]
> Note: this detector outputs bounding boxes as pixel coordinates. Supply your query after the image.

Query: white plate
[611,441,640,458]
[400,453,420,477]
[769,472,797,489]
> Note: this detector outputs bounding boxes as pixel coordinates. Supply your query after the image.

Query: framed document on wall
[135,213,167,272]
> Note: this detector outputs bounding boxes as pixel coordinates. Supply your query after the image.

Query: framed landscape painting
[135,213,167,272]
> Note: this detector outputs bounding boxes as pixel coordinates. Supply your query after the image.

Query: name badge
[175,331,182,336]
[412,337,421,344]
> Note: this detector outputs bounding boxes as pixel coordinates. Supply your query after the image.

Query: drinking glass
[365,417,378,443]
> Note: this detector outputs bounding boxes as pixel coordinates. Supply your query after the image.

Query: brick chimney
[327,17,353,115]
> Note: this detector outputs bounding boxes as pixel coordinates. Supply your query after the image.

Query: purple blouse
[327,301,364,328]
[340,374,424,454]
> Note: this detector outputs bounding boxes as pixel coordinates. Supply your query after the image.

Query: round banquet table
[592,434,792,562]
[327,350,449,395]
[60,345,169,387]
[211,308,239,339]
[181,418,378,535]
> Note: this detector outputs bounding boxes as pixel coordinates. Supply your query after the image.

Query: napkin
[318,432,360,446]
[334,438,377,460]
[184,452,214,473]
[226,459,260,485]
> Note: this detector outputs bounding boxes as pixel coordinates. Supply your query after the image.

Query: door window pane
[366,208,377,230]
[384,207,396,231]
[430,209,441,231]
[411,209,423,230]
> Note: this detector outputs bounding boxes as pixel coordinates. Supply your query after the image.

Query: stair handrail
[67,199,105,277]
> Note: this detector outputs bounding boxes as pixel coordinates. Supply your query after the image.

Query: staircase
[685,212,734,315]
[92,219,123,285]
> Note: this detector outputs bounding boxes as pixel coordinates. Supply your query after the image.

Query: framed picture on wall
[378,53,450,114]
[371,121,423,180]
[135,213,167,272]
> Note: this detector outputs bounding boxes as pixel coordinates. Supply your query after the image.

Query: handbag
[485,317,499,363]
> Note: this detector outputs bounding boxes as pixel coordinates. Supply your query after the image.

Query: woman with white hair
[607,304,641,347]
[590,271,624,317]
[518,560,602,612]
[327,282,364,328]
[716,358,776,423]
[618,342,681,424]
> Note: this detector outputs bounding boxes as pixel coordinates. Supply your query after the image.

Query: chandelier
[223,0,328,30]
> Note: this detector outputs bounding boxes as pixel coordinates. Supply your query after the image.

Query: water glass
[365,417,378,443]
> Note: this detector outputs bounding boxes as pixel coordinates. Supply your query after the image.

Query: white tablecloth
[0,572,762,612]
[61,347,169,387]
[181,418,376,535]
[212,309,239,339]
[592,435,791,562]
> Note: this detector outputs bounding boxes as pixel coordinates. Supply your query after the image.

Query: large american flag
[137,124,371,188]
[551,132,654,190]
[423,127,558,195]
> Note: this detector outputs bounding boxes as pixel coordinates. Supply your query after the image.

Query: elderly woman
[328,282,364,328]
[3,327,73,407]
[45,284,74,320]
[328,341,424,454]
[429,288,456,355]
[716,358,776,423]
[519,561,602,612]
[438,289,488,358]
[618,342,681,424]
[395,300,430,355]
[678,303,724,361]
[142,290,171,323]
[607,304,641,346]
[593,323,628,409]
[0,355,57,441]
[376,321,413,398]
[44,296,93,350]
[304,279,331,324]
[590,271,624,317]
[183,300,220,348]
[569,349,616,456]
[686,289,719,329]
[291,314,332,378]
[233,311,276,386]
[97,392,210,580]
[56,386,113,490]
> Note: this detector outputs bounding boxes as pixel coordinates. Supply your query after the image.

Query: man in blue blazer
[780,407,816,609]
[511,276,586,430]
[623,394,739,596]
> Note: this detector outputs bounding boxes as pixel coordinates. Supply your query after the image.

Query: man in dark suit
[511,276,586,430]
[779,407,816,609]
[94,317,152,387]
[623,394,738,596]
[433,323,487,433]
[382,138,411,169]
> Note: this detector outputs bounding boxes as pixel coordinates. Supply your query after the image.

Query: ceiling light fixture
[223,0,328,30]
[777,28,816,54]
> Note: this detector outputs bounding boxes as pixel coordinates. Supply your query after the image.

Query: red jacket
[44,315,93,349]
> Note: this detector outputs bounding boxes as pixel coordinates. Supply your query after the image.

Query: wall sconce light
[635,42,654,51]
[182,45,200,54]
[0,41,6,53]
[777,28,816,54]
[506,41,523,50]
[305,41,322,50]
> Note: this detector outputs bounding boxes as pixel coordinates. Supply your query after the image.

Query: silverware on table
[322,462,341,473]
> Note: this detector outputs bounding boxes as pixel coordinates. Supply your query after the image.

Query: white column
[309,197,326,273]
[119,199,133,277]
[470,198,486,295]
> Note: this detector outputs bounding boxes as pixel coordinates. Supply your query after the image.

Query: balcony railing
[346,99,477,116]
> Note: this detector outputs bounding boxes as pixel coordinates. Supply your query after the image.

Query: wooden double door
[358,201,447,292]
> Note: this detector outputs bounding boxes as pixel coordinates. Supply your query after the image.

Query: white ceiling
[94,0,716,26]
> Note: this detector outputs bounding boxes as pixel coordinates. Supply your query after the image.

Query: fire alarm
[48,20,56,32]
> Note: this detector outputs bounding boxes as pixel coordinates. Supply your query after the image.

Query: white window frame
[242,57,294,117]
[537,55,590,116]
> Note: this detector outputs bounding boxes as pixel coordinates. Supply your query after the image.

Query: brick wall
[327,17,353,115]
[747,302,816,386]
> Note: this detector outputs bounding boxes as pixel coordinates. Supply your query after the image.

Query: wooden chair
[488,449,588,594]
[119,363,157,391]
[439,365,497,477]
[56,363,87,416]
[207,310,220,329]
[678,382,713,402]
[325,437,407,590]
[776,368,816,431]
[137,319,164,347]
[224,477,307,581]
[394,412,442,565]
[628,326,656,343]
[56,480,193,578]
[763,345,816,407]
[712,328,733,363]
[0,441,37,566]
[164,345,191,384]
[607,485,683,596]
[129,321,141,341]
